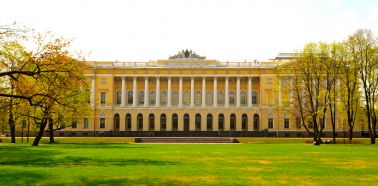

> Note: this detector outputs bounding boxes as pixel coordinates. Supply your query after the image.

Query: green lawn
[0,143,377,185]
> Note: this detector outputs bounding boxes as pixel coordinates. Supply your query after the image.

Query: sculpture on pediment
[169,49,206,59]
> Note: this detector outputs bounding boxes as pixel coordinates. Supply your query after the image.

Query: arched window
[252,90,258,105]
[172,91,179,106]
[161,90,167,106]
[150,90,156,105]
[160,113,167,131]
[218,114,224,131]
[242,114,248,131]
[207,114,213,131]
[116,90,122,105]
[126,113,131,130]
[137,113,143,131]
[240,91,247,105]
[206,90,213,106]
[195,91,201,106]
[113,113,120,130]
[253,114,259,131]
[172,113,178,131]
[127,90,133,105]
[217,90,224,105]
[184,113,190,131]
[195,113,201,131]
[138,91,144,105]
[183,91,190,105]
[230,113,236,131]
[149,113,155,131]
[229,91,235,105]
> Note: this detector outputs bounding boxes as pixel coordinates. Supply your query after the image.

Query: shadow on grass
[78,177,185,186]
[55,143,150,149]
[0,156,179,167]
[0,170,48,185]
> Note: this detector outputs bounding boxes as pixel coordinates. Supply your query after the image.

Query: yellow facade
[63,52,352,137]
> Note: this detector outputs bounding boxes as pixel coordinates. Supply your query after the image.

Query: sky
[1,0,377,61]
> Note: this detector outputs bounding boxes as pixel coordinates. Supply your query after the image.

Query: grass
[0,142,377,185]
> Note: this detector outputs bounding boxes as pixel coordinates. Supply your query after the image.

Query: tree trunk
[32,119,47,146]
[348,126,354,143]
[332,126,337,144]
[27,116,30,143]
[49,119,55,144]
[8,111,16,143]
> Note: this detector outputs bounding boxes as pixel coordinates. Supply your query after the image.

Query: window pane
[116,90,121,105]
[127,91,133,104]
[100,92,106,104]
[240,91,246,105]
[172,91,179,106]
[229,91,235,105]
[206,91,213,106]
[161,91,167,105]
[150,90,156,105]
[83,118,89,129]
[217,91,224,105]
[100,118,105,128]
[195,91,201,106]
[138,91,144,105]
[183,91,190,105]
[252,91,258,104]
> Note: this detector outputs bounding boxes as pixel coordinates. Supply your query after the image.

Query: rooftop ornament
[169,49,206,59]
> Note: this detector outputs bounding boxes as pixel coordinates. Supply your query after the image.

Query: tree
[339,39,360,142]
[1,24,89,145]
[349,29,378,144]
[278,43,338,145]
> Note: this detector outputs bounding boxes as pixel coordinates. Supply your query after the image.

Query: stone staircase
[135,137,236,143]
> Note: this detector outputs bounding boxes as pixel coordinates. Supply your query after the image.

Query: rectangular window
[284,118,289,129]
[71,121,77,128]
[128,91,133,104]
[116,90,121,105]
[268,118,274,129]
[83,118,89,129]
[100,118,105,128]
[100,92,106,104]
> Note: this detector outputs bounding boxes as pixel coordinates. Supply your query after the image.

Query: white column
[236,77,240,107]
[179,77,183,107]
[248,77,252,107]
[91,77,95,107]
[167,77,172,107]
[156,77,160,107]
[133,77,137,107]
[213,77,217,107]
[278,78,282,106]
[225,77,229,107]
[202,77,206,107]
[190,77,194,107]
[144,77,149,107]
[259,77,262,106]
[121,77,126,107]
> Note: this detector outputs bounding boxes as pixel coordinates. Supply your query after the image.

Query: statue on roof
[169,49,206,59]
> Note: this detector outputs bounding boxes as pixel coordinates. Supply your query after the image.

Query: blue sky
[1,0,377,61]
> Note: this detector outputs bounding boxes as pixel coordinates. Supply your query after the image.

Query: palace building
[62,50,357,137]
